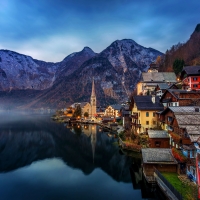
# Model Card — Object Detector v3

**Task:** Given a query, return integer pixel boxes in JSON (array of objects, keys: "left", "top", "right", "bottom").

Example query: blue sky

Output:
[{"left": 0, "top": 0, "right": 199, "bottom": 62}]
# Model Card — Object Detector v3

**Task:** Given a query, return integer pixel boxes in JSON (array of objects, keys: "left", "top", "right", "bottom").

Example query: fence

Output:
[{"left": 154, "top": 168, "right": 183, "bottom": 200}]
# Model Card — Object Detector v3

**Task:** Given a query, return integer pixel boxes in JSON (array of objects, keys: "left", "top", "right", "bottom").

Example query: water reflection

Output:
[
  {"left": 0, "top": 113, "right": 164, "bottom": 199},
  {"left": 0, "top": 114, "right": 132, "bottom": 182}
]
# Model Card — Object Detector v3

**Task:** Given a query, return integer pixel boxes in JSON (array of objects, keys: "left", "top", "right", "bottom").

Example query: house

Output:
[
  {"left": 137, "top": 72, "right": 177, "bottom": 95},
  {"left": 160, "top": 89, "right": 200, "bottom": 108},
  {"left": 141, "top": 148, "right": 178, "bottom": 183},
  {"left": 131, "top": 95, "right": 164, "bottom": 133},
  {"left": 157, "top": 106, "right": 200, "bottom": 147},
  {"left": 155, "top": 83, "right": 178, "bottom": 97},
  {"left": 180, "top": 66, "right": 200, "bottom": 91},
  {"left": 148, "top": 130, "right": 170, "bottom": 148},
  {"left": 104, "top": 104, "right": 122, "bottom": 118},
  {"left": 157, "top": 106, "right": 200, "bottom": 183},
  {"left": 147, "top": 62, "right": 159, "bottom": 72}
]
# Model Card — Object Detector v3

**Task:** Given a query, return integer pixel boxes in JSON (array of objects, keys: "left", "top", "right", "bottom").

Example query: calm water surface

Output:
[{"left": 0, "top": 113, "right": 157, "bottom": 200}]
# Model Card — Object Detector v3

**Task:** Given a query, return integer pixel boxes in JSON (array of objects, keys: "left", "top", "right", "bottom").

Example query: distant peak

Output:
[
  {"left": 82, "top": 46, "right": 94, "bottom": 53},
  {"left": 194, "top": 23, "right": 200, "bottom": 33}
]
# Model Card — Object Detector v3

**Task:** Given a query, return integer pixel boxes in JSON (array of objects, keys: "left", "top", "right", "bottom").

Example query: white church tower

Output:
[{"left": 90, "top": 78, "right": 96, "bottom": 117}]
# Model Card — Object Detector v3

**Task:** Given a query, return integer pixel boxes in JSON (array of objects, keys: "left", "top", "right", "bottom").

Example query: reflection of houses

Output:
[
  {"left": 180, "top": 66, "right": 200, "bottom": 91},
  {"left": 137, "top": 72, "right": 177, "bottom": 95},
  {"left": 131, "top": 96, "right": 163, "bottom": 133},
  {"left": 141, "top": 148, "right": 178, "bottom": 183},
  {"left": 104, "top": 104, "right": 122, "bottom": 118},
  {"left": 160, "top": 89, "right": 200, "bottom": 108},
  {"left": 148, "top": 130, "right": 170, "bottom": 148}
]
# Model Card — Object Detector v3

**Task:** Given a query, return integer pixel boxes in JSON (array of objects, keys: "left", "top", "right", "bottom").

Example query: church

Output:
[{"left": 69, "top": 79, "right": 96, "bottom": 118}]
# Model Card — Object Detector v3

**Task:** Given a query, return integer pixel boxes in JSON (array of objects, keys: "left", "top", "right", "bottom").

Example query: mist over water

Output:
[{"left": 0, "top": 113, "right": 145, "bottom": 200}]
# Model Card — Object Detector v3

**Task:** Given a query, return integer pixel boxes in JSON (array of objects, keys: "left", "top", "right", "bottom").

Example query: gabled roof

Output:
[
  {"left": 141, "top": 72, "right": 177, "bottom": 82},
  {"left": 156, "top": 83, "right": 170, "bottom": 90},
  {"left": 174, "top": 112, "right": 200, "bottom": 142},
  {"left": 160, "top": 89, "right": 200, "bottom": 101},
  {"left": 107, "top": 104, "right": 122, "bottom": 111},
  {"left": 160, "top": 106, "right": 200, "bottom": 115},
  {"left": 148, "top": 130, "right": 169, "bottom": 138},
  {"left": 180, "top": 66, "right": 200, "bottom": 79},
  {"left": 133, "top": 96, "right": 164, "bottom": 111},
  {"left": 141, "top": 148, "right": 177, "bottom": 164}
]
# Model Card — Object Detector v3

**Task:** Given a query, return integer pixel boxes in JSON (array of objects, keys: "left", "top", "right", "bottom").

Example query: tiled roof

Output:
[
  {"left": 141, "top": 72, "right": 177, "bottom": 82},
  {"left": 134, "top": 96, "right": 164, "bottom": 111},
  {"left": 148, "top": 130, "right": 169, "bottom": 138},
  {"left": 169, "top": 106, "right": 200, "bottom": 113},
  {"left": 141, "top": 148, "right": 177, "bottom": 164},
  {"left": 181, "top": 66, "right": 200, "bottom": 76},
  {"left": 109, "top": 104, "right": 122, "bottom": 110},
  {"left": 175, "top": 114, "right": 200, "bottom": 126},
  {"left": 160, "top": 89, "right": 200, "bottom": 101},
  {"left": 175, "top": 113, "right": 200, "bottom": 142},
  {"left": 156, "top": 83, "right": 171, "bottom": 90}
]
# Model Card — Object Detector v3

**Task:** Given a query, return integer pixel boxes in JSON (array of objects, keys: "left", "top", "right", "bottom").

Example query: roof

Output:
[
  {"left": 108, "top": 104, "right": 122, "bottom": 110},
  {"left": 160, "top": 89, "right": 200, "bottom": 101},
  {"left": 71, "top": 102, "right": 89, "bottom": 108},
  {"left": 156, "top": 83, "right": 170, "bottom": 90},
  {"left": 180, "top": 66, "right": 200, "bottom": 79},
  {"left": 174, "top": 113, "right": 200, "bottom": 142},
  {"left": 148, "top": 130, "right": 169, "bottom": 138},
  {"left": 141, "top": 72, "right": 177, "bottom": 82},
  {"left": 141, "top": 148, "right": 177, "bottom": 164},
  {"left": 133, "top": 96, "right": 164, "bottom": 111},
  {"left": 160, "top": 106, "right": 200, "bottom": 115},
  {"left": 169, "top": 106, "right": 200, "bottom": 113}
]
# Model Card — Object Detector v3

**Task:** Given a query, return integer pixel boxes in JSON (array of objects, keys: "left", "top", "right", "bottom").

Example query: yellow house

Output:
[{"left": 131, "top": 95, "right": 164, "bottom": 133}]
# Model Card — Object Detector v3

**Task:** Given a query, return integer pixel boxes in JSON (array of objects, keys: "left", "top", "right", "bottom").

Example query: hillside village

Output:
[{"left": 55, "top": 64, "right": 200, "bottom": 200}]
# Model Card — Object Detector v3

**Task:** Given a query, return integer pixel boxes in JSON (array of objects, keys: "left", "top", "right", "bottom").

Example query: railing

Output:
[{"left": 154, "top": 168, "right": 183, "bottom": 200}]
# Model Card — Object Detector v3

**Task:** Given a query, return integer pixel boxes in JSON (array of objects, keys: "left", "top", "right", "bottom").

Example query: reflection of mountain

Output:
[{"left": 0, "top": 114, "right": 132, "bottom": 182}]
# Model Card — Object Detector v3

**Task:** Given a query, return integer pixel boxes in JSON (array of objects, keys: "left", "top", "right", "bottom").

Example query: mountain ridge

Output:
[{"left": 0, "top": 39, "right": 163, "bottom": 109}]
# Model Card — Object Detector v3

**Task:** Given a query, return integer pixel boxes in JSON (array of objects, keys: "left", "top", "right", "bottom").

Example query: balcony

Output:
[{"left": 131, "top": 113, "right": 138, "bottom": 119}]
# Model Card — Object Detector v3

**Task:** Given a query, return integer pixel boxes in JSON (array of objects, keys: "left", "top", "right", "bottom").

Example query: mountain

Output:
[
  {"left": 159, "top": 23, "right": 200, "bottom": 72},
  {"left": 0, "top": 50, "right": 58, "bottom": 91},
  {"left": 0, "top": 39, "right": 162, "bottom": 109},
  {"left": 23, "top": 39, "right": 162, "bottom": 109}
]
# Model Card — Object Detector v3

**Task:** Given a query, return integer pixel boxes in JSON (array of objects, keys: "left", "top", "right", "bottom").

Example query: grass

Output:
[{"left": 162, "top": 172, "right": 198, "bottom": 200}]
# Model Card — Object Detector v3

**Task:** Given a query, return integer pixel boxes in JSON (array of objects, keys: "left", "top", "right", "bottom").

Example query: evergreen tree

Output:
[
  {"left": 73, "top": 105, "right": 82, "bottom": 117},
  {"left": 173, "top": 59, "right": 185, "bottom": 75}
]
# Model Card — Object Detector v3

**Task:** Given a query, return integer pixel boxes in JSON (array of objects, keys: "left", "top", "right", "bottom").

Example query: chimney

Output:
[{"left": 152, "top": 95, "right": 155, "bottom": 104}]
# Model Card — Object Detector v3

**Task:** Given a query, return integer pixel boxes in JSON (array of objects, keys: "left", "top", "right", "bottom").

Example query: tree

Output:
[
  {"left": 173, "top": 59, "right": 185, "bottom": 75},
  {"left": 84, "top": 112, "right": 89, "bottom": 118},
  {"left": 73, "top": 105, "right": 82, "bottom": 118}
]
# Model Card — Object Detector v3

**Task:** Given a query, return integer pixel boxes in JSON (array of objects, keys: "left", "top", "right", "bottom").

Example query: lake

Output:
[{"left": 0, "top": 113, "right": 161, "bottom": 200}]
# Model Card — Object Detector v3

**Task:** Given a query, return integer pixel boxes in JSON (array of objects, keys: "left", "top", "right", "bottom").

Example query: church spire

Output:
[
  {"left": 91, "top": 78, "right": 96, "bottom": 97},
  {"left": 90, "top": 78, "right": 96, "bottom": 117}
]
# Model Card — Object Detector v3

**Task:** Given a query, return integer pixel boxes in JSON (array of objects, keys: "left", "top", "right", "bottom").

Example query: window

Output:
[
  {"left": 153, "top": 121, "right": 156, "bottom": 125},
  {"left": 146, "top": 112, "right": 149, "bottom": 117},
  {"left": 155, "top": 141, "right": 161, "bottom": 147},
  {"left": 138, "top": 112, "right": 140, "bottom": 117},
  {"left": 153, "top": 112, "right": 156, "bottom": 117},
  {"left": 193, "top": 77, "right": 197, "bottom": 81},
  {"left": 168, "top": 116, "right": 173, "bottom": 122},
  {"left": 146, "top": 121, "right": 149, "bottom": 125},
  {"left": 193, "top": 84, "right": 198, "bottom": 88}
]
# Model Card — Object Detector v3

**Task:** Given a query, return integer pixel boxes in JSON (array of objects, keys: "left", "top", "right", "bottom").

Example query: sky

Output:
[{"left": 0, "top": 0, "right": 199, "bottom": 62}]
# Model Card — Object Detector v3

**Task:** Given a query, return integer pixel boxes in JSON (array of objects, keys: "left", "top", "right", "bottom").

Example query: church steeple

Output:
[{"left": 90, "top": 78, "right": 96, "bottom": 117}]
